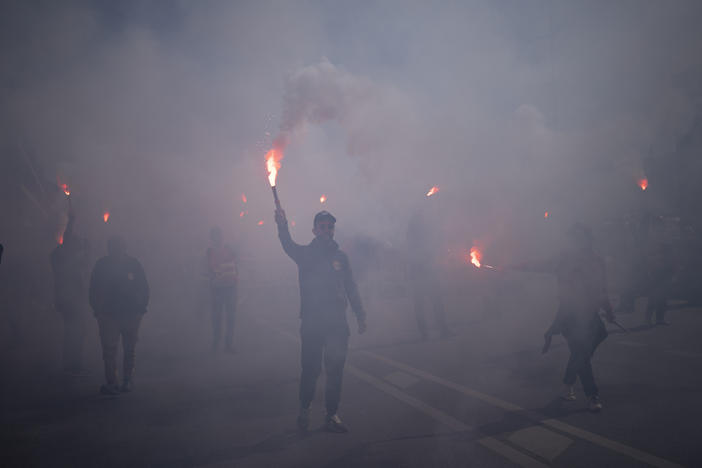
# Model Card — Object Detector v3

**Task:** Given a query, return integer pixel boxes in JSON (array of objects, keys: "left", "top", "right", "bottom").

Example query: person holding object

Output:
[
  {"left": 89, "top": 236, "right": 149, "bottom": 395},
  {"left": 513, "top": 223, "right": 614, "bottom": 412},
  {"left": 274, "top": 208, "right": 367, "bottom": 433}
]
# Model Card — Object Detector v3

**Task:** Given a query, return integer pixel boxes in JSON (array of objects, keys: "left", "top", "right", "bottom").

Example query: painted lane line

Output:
[
  {"left": 479, "top": 437, "right": 551, "bottom": 468},
  {"left": 360, "top": 350, "right": 684, "bottom": 468}
]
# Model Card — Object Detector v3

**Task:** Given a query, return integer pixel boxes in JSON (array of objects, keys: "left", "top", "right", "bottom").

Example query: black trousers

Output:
[
  {"left": 211, "top": 286, "right": 236, "bottom": 349},
  {"left": 299, "top": 330, "right": 348, "bottom": 415}
]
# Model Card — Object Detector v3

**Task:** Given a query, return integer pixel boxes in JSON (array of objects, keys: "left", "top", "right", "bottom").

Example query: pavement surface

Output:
[{"left": 2, "top": 279, "right": 701, "bottom": 467}]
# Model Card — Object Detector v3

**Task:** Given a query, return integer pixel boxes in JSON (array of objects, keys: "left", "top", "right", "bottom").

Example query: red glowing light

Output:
[
  {"left": 426, "top": 186, "right": 440, "bottom": 197},
  {"left": 638, "top": 178, "right": 648, "bottom": 191},
  {"left": 265, "top": 148, "right": 283, "bottom": 187},
  {"left": 241, "top": 193, "right": 247, "bottom": 203},
  {"left": 544, "top": 211, "right": 549, "bottom": 219},
  {"left": 257, "top": 220, "right": 264, "bottom": 226},
  {"left": 320, "top": 194, "right": 327, "bottom": 203},
  {"left": 103, "top": 211, "right": 110, "bottom": 223}
]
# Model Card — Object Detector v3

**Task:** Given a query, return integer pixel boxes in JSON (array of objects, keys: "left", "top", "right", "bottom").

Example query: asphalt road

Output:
[{"left": 2, "top": 282, "right": 701, "bottom": 467}]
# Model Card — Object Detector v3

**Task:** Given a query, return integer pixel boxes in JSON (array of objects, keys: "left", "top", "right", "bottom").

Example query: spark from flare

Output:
[
  {"left": 239, "top": 211, "right": 247, "bottom": 218},
  {"left": 60, "top": 183, "right": 70, "bottom": 196},
  {"left": 426, "top": 186, "right": 440, "bottom": 197},
  {"left": 638, "top": 178, "right": 648, "bottom": 191},
  {"left": 103, "top": 211, "right": 110, "bottom": 223},
  {"left": 257, "top": 220, "right": 264, "bottom": 226},
  {"left": 57, "top": 234, "right": 64, "bottom": 245},
  {"left": 320, "top": 194, "right": 327, "bottom": 203},
  {"left": 241, "top": 193, "right": 247, "bottom": 203},
  {"left": 544, "top": 211, "right": 549, "bottom": 219}
]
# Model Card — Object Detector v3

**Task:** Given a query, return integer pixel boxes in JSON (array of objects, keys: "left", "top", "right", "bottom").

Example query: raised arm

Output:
[{"left": 275, "top": 208, "right": 304, "bottom": 263}]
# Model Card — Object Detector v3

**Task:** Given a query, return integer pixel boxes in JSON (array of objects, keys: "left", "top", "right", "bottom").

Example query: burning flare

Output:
[
  {"left": 257, "top": 220, "right": 264, "bottom": 226},
  {"left": 60, "top": 183, "right": 70, "bottom": 196},
  {"left": 544, "top": 211, "right": 549, "bottom": 219},
  {"left": 320, "top": 194, "right": 327, "bottom": 203},
  {"left": 638, "top": 178, "right": 648, "bottom": 191},
  {"left": 265, "top": 148, "right": 283, "bottom": 187},
  {"left": 103, "top": 211, "right": 110, "bottom": 223},
  {"left": 469, "top": 247, "right": 482, "bottom": 268},
  {"left": 426, "top": 186, "right": 440, "bottom": 197},
  {"left": 241, "top": 193, "right": 247, "bottom": 203}
]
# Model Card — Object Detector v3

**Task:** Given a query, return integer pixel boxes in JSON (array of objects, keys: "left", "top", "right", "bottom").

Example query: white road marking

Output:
[
  {"left": 360, "top": 349, "right": 684, "bottom": 468},
  {"left": 508, "top": 426, "right": 572, "bottom": 461},
  {"left": 479, "top": 437, "right": 551, "bottom": 468},
  {"left": 383, "top": 371, "right": 420, "bottom": 389}
]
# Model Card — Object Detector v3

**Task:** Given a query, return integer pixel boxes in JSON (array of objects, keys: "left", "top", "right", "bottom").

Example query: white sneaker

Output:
[{"left": 560, "top": 386, "right": 576, "bottom": 401}]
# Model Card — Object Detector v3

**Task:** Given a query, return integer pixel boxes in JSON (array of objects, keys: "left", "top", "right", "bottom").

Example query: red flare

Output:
[
  {"left": 265, "top": 148, "right": 283, "bottom": 187},
  {"left": 103, "top": 211, "right": 110, "bottom": 223},
  {"left": 426, "top": 186, "right": 439, "bottom": 197},
  {"left": 544, "top": 211, "right": 549, "bottom": 219},
  {"left": 469, "top": 246, "right": 482, "bottom": 268},
  {"left": 257, "top": 220, "right": 264, "bottom": 226},
  {"left": 320, "top": 194, "right": 327, "bottom": 203},
  {"left": 241, "top": 193, "right": 247, "bottom": 203},
  {"left": 638, "top": 178, "right": 648, "bottom": 191}
]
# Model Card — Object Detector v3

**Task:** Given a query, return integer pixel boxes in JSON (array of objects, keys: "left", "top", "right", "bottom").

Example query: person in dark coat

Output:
[
  {"left": 89, "top": 236, "right": 149, "bottom": 395},
  {"left": 50, "top": 210, "right": 91, "bottom": 375},
  {"left": 275, "top": 209, "right": 366, "bottom": 433},
  {"left": 515, "top": 223, "right": 615, "bottom": 412}
]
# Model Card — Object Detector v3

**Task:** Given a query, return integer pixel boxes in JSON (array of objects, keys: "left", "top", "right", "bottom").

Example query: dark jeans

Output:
[
  {"left": 97, "top": 314, "right": 143, "bottom": 385},
  {"left": 299, "top": 331, "right": 348, "bottom": 415},
  {"left": 412, "top": 284, "right": 447, "bottom": 337},
  {"left": 57, "top": 302, "right": 86, "bottom": 371},
  {"left": 211, "top": 286, "right": 236, "bottom": 349},
  {"left": 563, "top": 337, "right": 601, "bottom": 397}
]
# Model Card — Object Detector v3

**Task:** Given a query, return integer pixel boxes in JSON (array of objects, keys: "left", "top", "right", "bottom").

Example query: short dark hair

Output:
[{"left": 313, "top": 211, "right": 336, "bottom": 227}]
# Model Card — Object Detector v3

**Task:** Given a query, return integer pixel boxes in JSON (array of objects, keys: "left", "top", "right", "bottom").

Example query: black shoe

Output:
[
  {"left": 297, "top": 407, "right": 310, "bottom": 431},
  {"left": 325, "top": 414, "right": 348, "bottom": 433},
  {"left": 100, "top": 384, "right": 120, "bottom": 395}
]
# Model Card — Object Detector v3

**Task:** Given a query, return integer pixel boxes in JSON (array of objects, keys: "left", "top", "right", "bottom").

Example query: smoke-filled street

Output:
[{"left": 2, "top": 1, "right": 702, "bottom": 467}]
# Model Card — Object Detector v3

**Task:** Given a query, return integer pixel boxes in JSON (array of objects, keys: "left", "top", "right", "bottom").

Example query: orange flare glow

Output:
[
  {"left": 469, "top": 246, "right": 482, "bottom": 268},
  {"left": 60, "top": 183, "right": 70, "bottom": 196},
  {"left": 426, "top": 186, "right": 440, "bottom": 197},
  {"left": 57, "top": 233, "right": 64, "bottom": 245},
  {"left": 544, "top": 211, "right": 549, "bottom": 219},
  {"left": 239, "top": 211, "right": 246, "bottom": 218},
  {"left": 241, "top": 193, "right": 247, "bottom": 203},
  {"left": 265, "top": 148, "right": 282, "bottom": 187},
  {"left": 320, "top": 194, "right": 327, "bottom": 203},
  {"left": 638, "top": 178, "right": 648, "bottom": 191},
  {"left": 257, "top": 220, "right": 264, "bottom": 226},
  {"left": 103, "top": 211, "right": 110, "bottom": 223}
]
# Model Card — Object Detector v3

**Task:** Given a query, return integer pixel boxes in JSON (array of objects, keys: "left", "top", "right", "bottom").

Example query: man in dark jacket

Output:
[
  {"left": 515, "top": 223, "right": 614, "bottom": 412},
  {"left": 275, "top": 209, "right": 366, "bottom": 433},
  {"left": 50, "top": 210, "right": 91, "bottom": 375},
  {"left": 89, "top": 236, "right": 149, "bottom": 395}
]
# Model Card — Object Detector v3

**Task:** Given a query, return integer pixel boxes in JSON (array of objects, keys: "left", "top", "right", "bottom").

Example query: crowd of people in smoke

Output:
[{"left": 1, "top": 180, "right": 695, "bottom": 432}]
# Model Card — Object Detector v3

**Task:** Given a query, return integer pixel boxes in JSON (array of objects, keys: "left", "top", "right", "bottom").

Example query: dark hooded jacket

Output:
[
  {"left": 277, "top": 222, "right": 365, "bottom": 335},
  {"left": 89, "top": 254, "right": 149, "bottom": 316}
]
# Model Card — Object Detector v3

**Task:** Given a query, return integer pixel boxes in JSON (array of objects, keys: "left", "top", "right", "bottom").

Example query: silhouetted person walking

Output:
[
  {"left": 206, "top": 227, "right": 238, "bottom": 352},
  {"left": 89, "top": 236, "right": 149, "bottom": 395},
  {"left": 275, "top": 209, "right": 366, "bottom": 433},
  {"left": 50, "top": 210, "right": 91, "bottom": 376},
  {"left": 515, "top": 223, "right": 614, "bottom": 412}
]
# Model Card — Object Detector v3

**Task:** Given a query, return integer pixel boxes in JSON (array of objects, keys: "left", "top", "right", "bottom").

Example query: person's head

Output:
[
  {"left": 566, "top": 222, "right": 593, "bottom": 251},
  {"left": 107, "top": 236, "right": 126, "bottom": 257},
  {"left": 313, "top": 211, "right": 336, "bottom": 241},
  {"left": 210, "top": 226, "right": 222, "bottom": 246}
]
